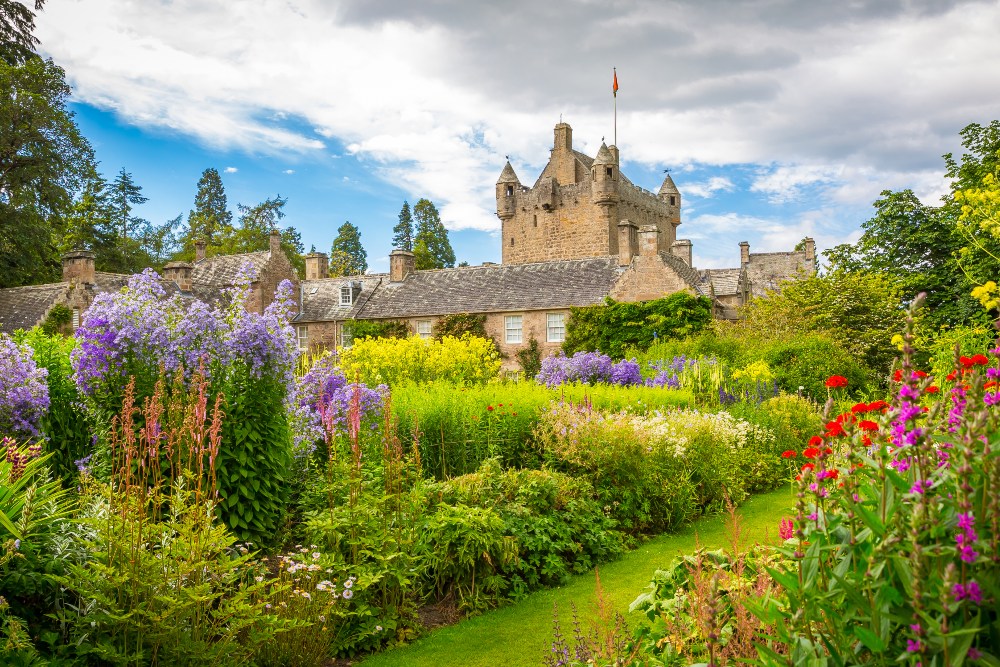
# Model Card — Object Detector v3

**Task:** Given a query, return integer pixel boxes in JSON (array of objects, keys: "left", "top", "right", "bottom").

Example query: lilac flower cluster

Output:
[
  {"left": 288, "top": 354, "right": 387, "bottom": 456},
  {"left": 71, "top": 267, "right": 298, "bottom": 399},
  {"left": 536, "top": 351, "right": 675, "bottom": 388},
  {"left": 0, "top": 334, "right": 50, "bottom": 439},
  {"left": 955, "top": 511, "right": 978, "bottom": 564}
]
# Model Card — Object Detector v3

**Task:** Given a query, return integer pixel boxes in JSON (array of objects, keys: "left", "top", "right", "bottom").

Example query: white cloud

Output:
[
  {"left": 682, "top": 176, "right": 734, "bottom": 199},
  {"left": 224, "top": 166, "right": 238, "bottom": 173},
  {"left": 283, "top": 169, "right": 295, "bottom": 175},
  {"left": 34, "top": 0, "right": 1000, "bottom": 237}
]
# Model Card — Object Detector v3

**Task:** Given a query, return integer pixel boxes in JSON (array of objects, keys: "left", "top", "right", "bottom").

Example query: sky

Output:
[{"left": 35, "top": 0, "right": 1000, "bottom": 271}]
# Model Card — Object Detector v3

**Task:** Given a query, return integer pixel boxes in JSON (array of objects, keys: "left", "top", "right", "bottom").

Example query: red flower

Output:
[
  {"left": 960, "top": 356, "right": 974, "bottom": 369},
  {"left": 946, "top": 371, "right": 957, "bottom": 382},
  {"left": 862, "top": 435, "right": 872, "bottom": 447},
  {"left": 913, "top": 370, "right": 928, "bottom": 378},
  {"left": 893, "top": 369, "right": 904, "bottom": 382},
  {"left": 825, "top": 421, "right": 846, "bottom": 437},
  {"left": 781, "top": 450, "right": 797, "bottom": 458},
  {"left": 851, "top": 402, "right": 870, "bottom": 414},
  {"left": 835, "top": 412, "right": 856, "bottom": 425},
  {"left": 808, "top": 435, "right": 824, "bottom": 447},
  {"left": 802, "top": 447, "right": 820, "bottom": 459},
  {"left": 971, "top": 353, "right": 989, "bottom": 366},
  {"left": 924, "top": 385, "right": 939, "bottom": 394},
  {"left": 487, "top": 405, "right": 494, "bottom": 412},
  {"left": 867, "top": 400, "right": 889, "bottom": 412},
  {"left": 825, "top": 375, "right": 848, "bottom": 388},
  {"left": 800, "top": 462, "right": 816, "bottom": 472},
  {"left": 859, "top": 420, "right": 878, "bottom": 432}
]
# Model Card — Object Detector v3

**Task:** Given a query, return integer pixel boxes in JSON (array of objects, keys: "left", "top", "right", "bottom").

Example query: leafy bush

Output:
[
  {"left": 563, "top": 293, "right": 713, "bottom": 359},
  {"left": 338, "top": 334, "right": 502, "bottom": 386},
  {"left": 346, "top": 319, "right": 410, "bottom": 341},
  {"left": 515, "top": 336, "right": 543, "bottom": 378},
  {"left": 763, "top": 334, "right": 871, "bottom": 399},
  {"left": 40, "top": 303, "right": 72, "bottom": 335},
  {"left": 536, "top": 403, "right": 776, "bottom": 533},
  {"left": 432, "top": 312, "right": 488, "bottom": 340}
]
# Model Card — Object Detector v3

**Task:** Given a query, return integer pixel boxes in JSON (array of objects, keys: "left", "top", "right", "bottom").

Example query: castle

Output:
[{"left": 0, "top": 121, "right": 815, "bottom": 370}]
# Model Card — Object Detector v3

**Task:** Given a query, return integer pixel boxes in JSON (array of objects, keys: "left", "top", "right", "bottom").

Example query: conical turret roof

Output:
[
  {"left": 658, "top": 172, "right": 679, "bottom": 196},
  {"left": 497, "top": 160, "right": 520, "bottom": 184},
  {"left": 592, "top": 142, "right": 615, "bottom": 166}
]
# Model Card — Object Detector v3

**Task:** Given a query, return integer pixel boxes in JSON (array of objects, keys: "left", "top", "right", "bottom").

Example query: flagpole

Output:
[{"left": 613, "top": 67, "right": 617, "bottom": 146}]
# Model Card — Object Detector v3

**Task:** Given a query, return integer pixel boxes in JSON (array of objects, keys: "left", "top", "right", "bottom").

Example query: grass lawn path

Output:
[{"left": 360, "top": 485, "right": 794, "bottom": 667}]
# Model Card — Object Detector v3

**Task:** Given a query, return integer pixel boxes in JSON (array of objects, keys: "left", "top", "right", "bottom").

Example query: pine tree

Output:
[
  {"left": 187, "top": 167, "right": 232, "bottom": 250},
  {"left": 413, "top": 198, "right": 455, "bottom": 270},
  {"left": 392, "top": 200, "right": 414, "bottom": 251},
  {"left": 329, "top": 221, "right": 368, "bottom": 276},
  {"left": 107, "top": 168, "right": 150, "bottom": 272}
]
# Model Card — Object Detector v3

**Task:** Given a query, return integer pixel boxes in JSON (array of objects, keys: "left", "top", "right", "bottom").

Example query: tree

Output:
[
  {"left": 1, "top": 0, "right": 45, "bottom": 65},
  {"left": 329, "top": 221, "right": 367, "bottom": 276},
  {"left": 412, "top": 198, "right": 455, "bottom": 269},
  {"left": 61, "top": 166, "right": 116, "bottom": 258},
  {"left": 392, "top": 200, "right": 414, "bottom": 251},
  {"left": 216, "top": 195, "right": 305, "bottom": 276},
  {"left": 0, "top": 56, "right": 94, "bottom": 287},
  {"left": 185, "top": 167, "right": 232, "bottom": 253},
  {"left": 105, "top": 168, "right": 151, "bottom": 272}
]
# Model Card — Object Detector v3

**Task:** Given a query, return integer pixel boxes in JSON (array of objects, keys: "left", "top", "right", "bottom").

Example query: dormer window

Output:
[{"left": 340, "top": 285, "right": 353, "bottom": 306}]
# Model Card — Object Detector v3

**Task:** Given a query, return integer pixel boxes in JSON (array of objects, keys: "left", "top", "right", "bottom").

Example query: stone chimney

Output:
[
  {"left": 617, "top": 220, "right": 638, "bottom": 266},
  {"left": 552, "top": 122, "right": 576, "bottom": 185},
  {"left": 739, "top": 241, "right": 750, "bottom": 266},
  {"left": 670, "top": 239, "right": 693, "bottom": 266},
  {"left": 609, "top": 145, "right": 620, "bottom": 165},
  {"left": 269, "top": 228, "right": 282, "bottom": 255},
  {"left": 62, "top": 250, "right": 95, "bottom": 285},
  {"left": 163, "top": 261, "right": 193, "bottom": 291},
  {"left": 638, "top": 225, "right": 660, "bottom": 257},
  {"left": 803, "top": 237, "right": 816, "bottom": 265},
  {"left": 195, "top": 240, "right": 206, "bottom": 262},
  {"left": 389, "top": 249, "right": 415, "bottom": 283},
  {"left": 304, "top": 252, "right": 329, "bottom": 280}
]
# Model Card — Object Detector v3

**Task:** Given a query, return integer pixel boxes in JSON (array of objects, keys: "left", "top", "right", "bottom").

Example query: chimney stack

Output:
[
  {"left": 739, "top": 241, "right": 750, "bottom": 266},
  {"left": 638, "top": 225, "right": 660, "bottom": 257},
  {"left": 304, "top": 252, "right": 329, "bottom": 280},
  {"left": 195, "top": 240, "right": 206, "bottom": 262},
  {"left": 163, "top": 261, "right": 193, "bottom": 291},
  {"left": 62, "top": 250, "right": 96, "bottom": 285},
  {"left": 617, "top": 220, "right": 638, "bottom": 266},
  {"left": 269, "top": 228, "right": 282, "bottom": 255},
  {"left": 803, "top": 237, "right": 816, "bottom": 267},
  {"left": 670, "top": 239, "right": 692, "bottom": 266},
  {"left": 389, "top": 249, "right": 415, "bottom": 283}
]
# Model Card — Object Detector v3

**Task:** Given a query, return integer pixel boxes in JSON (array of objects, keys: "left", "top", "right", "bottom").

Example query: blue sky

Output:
[{"left": 40, "top": 0, "right": 1000, "bottom": 271}]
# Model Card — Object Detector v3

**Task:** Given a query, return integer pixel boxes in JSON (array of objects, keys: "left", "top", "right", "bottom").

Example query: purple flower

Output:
[{"left": 0, "top": 335, "right": 50, "bottom": 440}]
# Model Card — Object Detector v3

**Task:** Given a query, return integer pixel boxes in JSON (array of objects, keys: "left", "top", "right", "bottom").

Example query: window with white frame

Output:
[
  {"left": 505, "top": 315, "right": 523, "bottom": 344},
  {"left": 72, "top": 308, "right": 80, "bottom": 330},
  {"left": 416, "top": 320, "right": 432, "bottom": 339},
  {"left": 546, "top": 313, "right": 565, "bottom": 343},
  {"left": 340, "top": 325, "right": 353, "bottom": 349},
  {"left": 297, "top": 325, "right": 309, "bottom": 351},
  {"left": 340, "top": 285, "right": 353, "bottom": 306}
]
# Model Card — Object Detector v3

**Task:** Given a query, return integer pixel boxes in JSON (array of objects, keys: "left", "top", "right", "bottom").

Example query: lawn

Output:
[{"left": 360, "top": 484, "right": 795, "bottom": 667}]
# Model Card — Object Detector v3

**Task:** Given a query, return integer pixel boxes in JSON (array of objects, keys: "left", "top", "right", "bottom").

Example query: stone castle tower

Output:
[{"left": 496, "top": 122, "right": 690, "bottom": 265}]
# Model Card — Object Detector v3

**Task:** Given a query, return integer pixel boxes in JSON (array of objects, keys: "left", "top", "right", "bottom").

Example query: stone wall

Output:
[{"left": 609, "top": 254, "right": 694, "bottom": 302}]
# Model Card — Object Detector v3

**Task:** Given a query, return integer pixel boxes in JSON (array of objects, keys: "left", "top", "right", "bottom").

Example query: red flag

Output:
[{"left": 613, "top": 69, "right": 618, "bottom": 96}]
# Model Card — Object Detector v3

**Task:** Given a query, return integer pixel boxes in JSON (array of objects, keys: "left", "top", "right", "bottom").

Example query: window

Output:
[
  {"left": 670, "top": 195, "right": 676, "bottom": 206},
  {"left": 416, "top": 320, "right": 432, "bottom": 339},
  {"left": 546, "top": 313, "right": 565, "bottom": 343},
  {"left": 72, "top": 308, "right": 80, "bottom": 330},
  {"left": 505, "top": 315, "right": 523, "bottom": 344},
  {"left": 510, "top": 237, "right": 515, "bottom": 246},
  {"left": 506, "top": 185, "right": 513, "bottom": 196},
  {"left": 606, "top": 167, "right": 613, "bottom": 177},
  {"left": 533, "top": 214, "right": 537, "bottom": 227},
  {"left": 340, "top": 285, "right": 353, "bottom": 306},
  {"left": 340, "top": 325, "right": 353, "bottom": 349},
  {"left": 297, "top": 325, "right": 309, "bottom": 351}
]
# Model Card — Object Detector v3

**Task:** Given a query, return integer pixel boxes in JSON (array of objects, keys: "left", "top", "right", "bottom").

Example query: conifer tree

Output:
[
  {"left": 413, "top": 198, "right": 455, "bottom": 269},
  {"left": 187, "top": 167, "right": 232, "bottom": 249},
  {"left": 329, "top": 221, "right": 368, "bottom": 276},
  {"left": 392, "top": 200, "right": 414, "bottom": 251}
]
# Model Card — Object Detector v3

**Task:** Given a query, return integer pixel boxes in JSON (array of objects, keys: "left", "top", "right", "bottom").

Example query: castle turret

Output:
[
  {"left": 496, "top": 161, "right": 520, "bottom": 222},
  {"left": 590, "top": 143, "right": 619, "bottom": 205},
  {"left": 658, "top": 172, "right": 681, "bottom": 226}
]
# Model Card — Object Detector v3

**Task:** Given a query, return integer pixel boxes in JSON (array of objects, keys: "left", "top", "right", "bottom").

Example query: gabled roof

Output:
[
  {"left": 192, "top": 251, "right": 271, "bottom": 287},
  {"left": 702, "top": 268, "right": 744, "bottom": 297},
  {"left": 357, "top": 258, "right": 625, "bottom": 319},
  {"left": 0, "top": 283, "right": 69, "bottom": 334},
  {"left": 658, "top": 253, "right": 712, "bottom": 297},
  {"left": 658, "top": 172, "right": 679, "bottom": 196},
  {"left": 295, "top": 275, "right": 385, "bottom": 323}
]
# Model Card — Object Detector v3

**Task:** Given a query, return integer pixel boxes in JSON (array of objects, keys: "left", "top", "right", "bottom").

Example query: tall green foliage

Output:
[
  {"left": 392, "top": 200, "right": 414, "bottom": 251},
  {"left": 215, "top": 196, "right": 305, "bottom": 276},
  {"left": 330, "top": 221, "right": 368, "bottom": 276},
  {"left": 413, "top": 199, "right": 455, "bottom": 269},
  {"left": 0, "top": 0, "right": 46, "bottom": 65},
  {"left": 562, "top": 293, "right": 713, "bottom": 359},
  {"left": 185, "top": 167, "right": 233, "bottom": 254}
]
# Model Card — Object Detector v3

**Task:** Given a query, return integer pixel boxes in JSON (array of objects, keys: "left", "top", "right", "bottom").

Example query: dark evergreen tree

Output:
[
  {"left": 329, "top": 221, "right": 368, "bottom": 276},
  {"left": 413, "top": 198, "right": 455, "bottom": 269},
  {"left": 392, "top": 200, "right": 414, "bottom": 251},
  {"left": 187, "top": 167, "right": 232, "bottom": 250},
  {"left": 1, "top": 0, "right": 45, "bottom": 65}
]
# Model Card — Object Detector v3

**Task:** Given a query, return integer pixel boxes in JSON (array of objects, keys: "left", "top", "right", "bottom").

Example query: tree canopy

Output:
[
  {"left": 184, "top": 167, "right": 232, "bottom": 255},
  {"left": 392, "top": 200, "right": 414, "bottom": 251},
  {"left": 0, "top": 0, "right": 45, "bottom": 65},
  {"left": 412, "top": 198, "right": 455, "bottom": 269},
  {"left": 329, "top": 221, "right": 368, "bottom": 276}
]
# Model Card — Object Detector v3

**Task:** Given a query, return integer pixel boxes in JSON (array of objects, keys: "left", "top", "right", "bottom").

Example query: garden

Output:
[{"left": 2, "top": 264, "right": 998, "bottom": 666}]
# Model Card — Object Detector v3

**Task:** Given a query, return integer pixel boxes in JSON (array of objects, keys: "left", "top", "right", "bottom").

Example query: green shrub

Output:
[
  {"left": 515, "top": 336, "right": 543, "bottom": 378},
  {"left": 432, "top": 312, "right": 488, "bottom": 340},
  {"left": 40, "top": 304, "right": 72, "bottom": 336},
  {"left": 346, "top": 319, "right": 410, "bottom": 341},
  {"left": 763, "top": 334, "right": 871, "bottom": 399},
  {"left": 563, "top": 293, "right": 713, "bottom": 359}
]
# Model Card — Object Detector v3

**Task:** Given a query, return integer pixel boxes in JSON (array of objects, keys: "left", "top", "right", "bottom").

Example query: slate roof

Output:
[
  {"left": 703, "top": 268, "right": 744, "bottom": 297},
  {"left": 192, "top": 251, "right": 270, "bottom": 287},
  {"left": 0, "top": 283, "right": 69, "bottom": 334},
  {"left": 659, "top": 253, "right": 712, "bottom": 297},
  {"left": 356, "top": 258, "right": 625, "bottom": 319},
  {"left": 295, "top": 275, "right": 385, "bottom": 323}
]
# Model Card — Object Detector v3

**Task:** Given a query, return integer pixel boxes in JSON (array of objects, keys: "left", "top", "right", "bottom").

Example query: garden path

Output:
[{"left": 359, "top": 485, "right": 794, "bottom": 667}]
